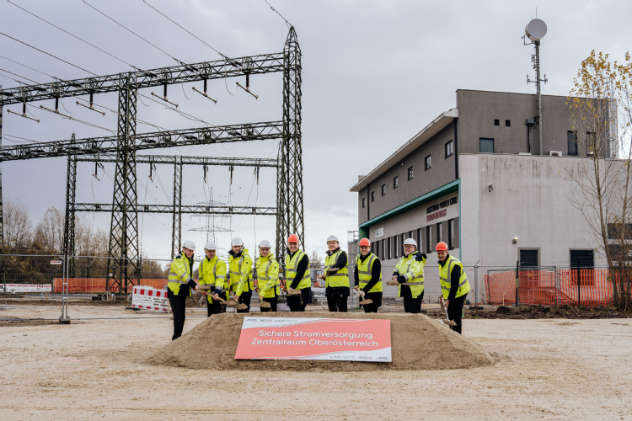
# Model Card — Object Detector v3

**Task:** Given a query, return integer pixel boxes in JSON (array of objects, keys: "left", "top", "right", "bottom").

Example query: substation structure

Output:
[
  {"left": 65, "top": 153, "right": 278, "bottom": 290},
  {"left": 0, "top": 27, "right": 304, "bottom": 293}
]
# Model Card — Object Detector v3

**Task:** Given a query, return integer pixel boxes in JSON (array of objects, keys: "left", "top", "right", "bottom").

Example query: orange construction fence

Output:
[
  {"left": 484, "top": 268, "right": 626, "bottom": 306},
  {"left": 53, "top": 278, "right": 167, "bottom": 293}
]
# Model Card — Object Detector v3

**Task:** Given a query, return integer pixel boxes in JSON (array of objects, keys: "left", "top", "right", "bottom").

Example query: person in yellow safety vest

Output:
[
  {"left": 317, "top": 234, "right": 349, "bottom": 312},
  {"left": 198, "top": 241, "right": 227, "bottom": 317},
  {"left": 254, "top": 239, "right": 280, "bottom": 312},
  {"left": 228, "top": 237, "right": 253, "bottom": 313},
  {"left": 389, "top": 237, "right": 426, "bottom": 313},
  {"left": 167, "top": 240, "right": 197, "bottom": 340},
  {"left": 284, "top": 233, "right": 311, "bottom": 312},
  {"left": 436, "top": 241, "right": 470, "bottom": 334},
  {"left": 354, "top": 238, "right": 383, "bottom": 313}
]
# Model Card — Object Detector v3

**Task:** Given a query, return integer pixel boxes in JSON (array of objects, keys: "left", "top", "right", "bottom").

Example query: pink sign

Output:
[{"left": 234, "top": 317, "right": 391, "bottom": 362}]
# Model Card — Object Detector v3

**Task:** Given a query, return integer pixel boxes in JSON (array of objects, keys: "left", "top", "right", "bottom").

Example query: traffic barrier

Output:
[
  {"left": 131, "top": 286, "right": 170, "bottom": 312},
  {"left": 484, "top": 268, "right": 627, "bottom": 306},
  {"left": 1, "top": 283, "right": 52, "bottom": 293}
]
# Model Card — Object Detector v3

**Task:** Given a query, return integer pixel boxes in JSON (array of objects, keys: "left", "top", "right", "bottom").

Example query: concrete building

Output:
[{"left": 350, "top": 89, "right": 616, "bottom": 302}]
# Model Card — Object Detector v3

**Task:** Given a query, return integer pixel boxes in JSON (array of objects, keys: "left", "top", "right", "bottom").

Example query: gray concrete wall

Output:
[
  {"left": 459, "top": 153, "right": 615, "bottom": 269},
  {"left": 358, "top": 121, "right": 457, "bottom": 224},
  {"left": 456, "top": 89, "right": 609, "bottom": 157}
]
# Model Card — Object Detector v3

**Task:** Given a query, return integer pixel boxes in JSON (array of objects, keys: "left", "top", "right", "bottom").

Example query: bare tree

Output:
[
  {"left": 569, "top": 50, "right": 632, "bottom": 311},
  {"left": 3, "top": 202, "right": 32, "bottom": 249},
  {"left": 33, "top": 207, "right": 65, "bottom": 252}
]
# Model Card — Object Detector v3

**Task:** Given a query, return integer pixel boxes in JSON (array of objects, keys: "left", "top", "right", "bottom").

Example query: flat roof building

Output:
[{"left": 350, "top": 89, "right": 616, "bottom": 302}]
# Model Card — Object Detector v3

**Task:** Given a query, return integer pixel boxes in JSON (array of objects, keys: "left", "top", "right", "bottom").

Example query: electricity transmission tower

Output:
[{"left": 0, "top": 27, "right": 304, "bottom": 293}]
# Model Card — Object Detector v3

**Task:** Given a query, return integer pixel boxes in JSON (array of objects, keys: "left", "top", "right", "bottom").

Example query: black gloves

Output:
[
  {"left": 187, "top": 279, "right": 197, "bottom": 289},
  {"left": 397, "top": 275, "right": 406, "bottom": 284}
]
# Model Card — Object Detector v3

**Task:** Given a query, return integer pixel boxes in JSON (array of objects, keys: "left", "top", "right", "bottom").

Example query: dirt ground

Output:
[{"left": 1, "top": 304, "right": 631, "bottom": 420}]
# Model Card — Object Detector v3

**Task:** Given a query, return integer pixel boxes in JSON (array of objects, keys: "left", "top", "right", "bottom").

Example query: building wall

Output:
[
  {"left": 459, "top": 153, "right": 609, "bottom": 268},
  {"left": 366, "top": 192, "right": 460, "bottom": 300},
  {"left": 358, "top": 121, "right": 457, "bottom": 224},
  {"left": 456, "top": 89, "right": 609, "bottom": 157}
]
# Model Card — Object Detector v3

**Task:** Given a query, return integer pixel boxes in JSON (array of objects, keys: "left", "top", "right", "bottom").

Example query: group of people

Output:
[{"left": 165, "top": 233, "right": 470, "bottom": 340}]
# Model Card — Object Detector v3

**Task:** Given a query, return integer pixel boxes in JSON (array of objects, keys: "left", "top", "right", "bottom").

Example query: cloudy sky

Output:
[{"left": 1, "top": 0, "right": 631, "bottom": 261}]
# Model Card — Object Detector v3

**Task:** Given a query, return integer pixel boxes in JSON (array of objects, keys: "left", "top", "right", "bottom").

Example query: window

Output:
[
  {"left": 407, "top": 166, "right": 414, "bottom": 180},
  {"left": 386, "top": 237, "right": 391, "bottom": 260},
  {"left": 424, "top": 154, "right": 432, "bottom": 170},
  {"left": 439, "top": 200, "right": 449, "bottom": 208},
  {"left": 494, "top": 119, "right": 500, "bottom": 126},
  {"left": 448, "top": 218, "right": 459, "bottom": 249},
  {"left": 449, "top": 197, "right": 458, "bottom": 205},
  {"left": 416, "top": 228, "right": 423, "bottom": 252},
  {"left": 393, "top": 176, "right": 399, "bottom": 189},
  {"left": 427, "top": 204, "right": 440, "bottom": 213},
  {"left": 505, "top": 119, "right": 511, "bottom": 127},
  {"left": 380, "top": 184, "right": 386, "bottom": 196},
  {"left": 567, "top": 130, "right": 578, "bottom": 156},
  {"left": 586, "top": 131, "right": 596, "bottom": 155},
  {"left": 425, "top": 225, "right": 433, "bottom": 252},
  {"left": 435, "top": 223, "right": 442, "bottom": 244},
  {"left": 445, "top": 140, "right": 454, "bottom": 158},
  {"left": 361, "top": 197, "right": 365, "bottom": 208},
  {"left": 479, "top": 137, "right": 494, "bottom": 153},
  {"left": 370, "top": 191, "right": 375, "bottom": 202}
]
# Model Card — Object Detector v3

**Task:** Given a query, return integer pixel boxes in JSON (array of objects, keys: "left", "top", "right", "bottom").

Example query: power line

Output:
[
  {"left": 0, "top": 55, "right": 62, "bottom": 81},
  {"left": 140, "top": 0, "right": 230, "bottom": 60},
  {"left": 0, "top": 31, "right": 98, "bottom": 76},
  {"left": 27, "top": 103, "right": 115, "bottom": 134},
  {"left": 75, "top": 98, "right": 167, "bottom": 131},
  {"left": 0, "top": 72, "right": 30, "bottom": 86},
  {"left": 6, "top": 0, "right": 141, "bottom": 71},
  {"left": 264, "top": 0, "right": 293, "bottom": 29},
  {"left": 0, "top": 67, "right": 40, "bottom": 84},
  {"left": 139, "top": 93, "right": 213, "bottom": 126},
  {"left": 82, "top": 0, "right": 184, "bottom": 65}
]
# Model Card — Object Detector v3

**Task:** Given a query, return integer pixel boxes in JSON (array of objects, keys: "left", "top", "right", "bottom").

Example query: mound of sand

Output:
[{"left": 147, "top": 312, "right": 494, "bottom": 371}]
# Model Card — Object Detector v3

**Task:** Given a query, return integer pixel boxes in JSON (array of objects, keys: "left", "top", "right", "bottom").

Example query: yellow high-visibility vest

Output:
[
  {"left": 324, "top": 249, "right": 349, "bottom": 288},
  {"left": 167, "top": 254, "right": 193, "bottom": 296},
  {"left": 284, "top": 250, "right": 311, "bottom": 290},
  {"left": 228, "top": 249, "right": 253, "bottom": 296},
  {"left": 356, "top": 252, "right": 382, "bottom": 293},
  {"left": 394, "top": 253, "right": 425, "bottom": 298},
  {"left": 255, "top": 254, "right": 280, "bottom": 299},
  {"left": 439, "top": 255, "right": 470, "bottom": 300},
  {"left": 198, "top": 256, "right": 227, "bottom": 303}
]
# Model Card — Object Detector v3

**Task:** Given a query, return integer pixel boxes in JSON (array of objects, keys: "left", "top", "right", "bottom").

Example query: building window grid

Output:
[
  {"left": 380, "top": 184, "right": 386, "bottom": 196},
  {"left": 407, "top": 166, "right": 414, "bottom": 180},
  {"left": 568, "top": 130, "right": 578, "bottom": 156},
  {"left": 424, "top": 154, "right": 432, "bottom": 170},
  {"left": 361, "top": 197, "right": 365, "bottom": 208},
  {"left": 370, "top": 191, "right": 375, "bottom": 202},
  {"left": 479, "top": 137, "right": 495, "bottom": 153},
  {"left": 393, "top": 176, "right": 399, "bottom": 189}
]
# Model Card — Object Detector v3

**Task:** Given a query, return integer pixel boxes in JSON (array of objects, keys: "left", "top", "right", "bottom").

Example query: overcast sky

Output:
[{"left": 1, "top": 0, "right": 631, "bottom": 261}]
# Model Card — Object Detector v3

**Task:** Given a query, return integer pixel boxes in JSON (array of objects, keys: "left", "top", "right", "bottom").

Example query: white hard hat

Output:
[
  {"left": 403, "top": 238, "right": 417, "bottom": 247},
  {"left": 182, "top": 240, "right": 196, "bottom": 251},
  {"left": 326, "top": 235, "right": 339, "bottom": 243},
  {"left": 258, "top": 239, "right": 272, "bottom": 249},
  {"left": 231, "top": 237, "right": 243, "bottom": 247},
  {"left": 204, "top": 241, "right": 217, "bottom": 251}
]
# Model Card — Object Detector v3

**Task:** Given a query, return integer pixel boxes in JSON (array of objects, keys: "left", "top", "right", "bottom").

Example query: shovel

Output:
[
  {"left": 440, "top": 297, "right": 456, "bottom": 327},
  {"left": 260, "top": 300, "right": 272, "bottom": 309}
]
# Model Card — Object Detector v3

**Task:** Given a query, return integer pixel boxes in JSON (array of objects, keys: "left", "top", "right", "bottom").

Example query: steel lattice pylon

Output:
[
  {"left": 276, "top": 27, "right": 304, "bottom": 263},
  {"left": 106, "top": 76, "right": 140, "bottom": 294}
]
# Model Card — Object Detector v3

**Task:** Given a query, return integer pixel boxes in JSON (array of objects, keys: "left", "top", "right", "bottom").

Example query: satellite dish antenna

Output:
[{"left": 525, "top": 18, "right": 547, "bottom": 42}]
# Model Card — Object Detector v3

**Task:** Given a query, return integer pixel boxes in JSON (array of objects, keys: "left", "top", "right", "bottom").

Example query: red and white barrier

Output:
[
  {"left": 2, "top": 283, "right": 52, "bottom": 293},
  {"left": 131, "top": 286, "right": 170, "bottom": 312}
]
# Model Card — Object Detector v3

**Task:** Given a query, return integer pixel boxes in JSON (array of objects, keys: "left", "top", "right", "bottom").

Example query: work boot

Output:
[
  {"left": 260, "top": 300, "right": 272, "bottom": 309},
  {"left": 359, "top": 298, "right": 373, "bottom": 306}
]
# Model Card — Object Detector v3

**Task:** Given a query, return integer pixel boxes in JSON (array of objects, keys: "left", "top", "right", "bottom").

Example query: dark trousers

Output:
[
  {"left": 238, "top": 290, "right": 252, "bottom": 313},
  {"left": 326, "top": 286, "right": 349, "bottom": 312},
  {"left": 362, "top": 291, "right": 382, "bottom": 313},
  {"left": 402, "top": 286, "right": 423, "bottom": 313},
  {"left": 260, "top": 296, "right": 278, "bottom": 312},
  {"left": 206, "top": 299, "right": 225, "bottom": 317},
  {"left": 447, "top": 294, "right": 466, "bottom": 334},
  {"left": 167, "top": 289, "right": 187, "bottom": 340},
  {"left": 287, "top": 287, "right": 311, "bottom": 311}
]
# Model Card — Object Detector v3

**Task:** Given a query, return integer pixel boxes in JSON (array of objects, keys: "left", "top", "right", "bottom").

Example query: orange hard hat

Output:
[
  {"left": 436, "top": 241, "right": 448, "bottom": 251},
  {"left": 358, "top": 238, "right": 371, "bottom": 247},
  {"left": 287, "top": 233, "right": 299, "bottom": 243}
]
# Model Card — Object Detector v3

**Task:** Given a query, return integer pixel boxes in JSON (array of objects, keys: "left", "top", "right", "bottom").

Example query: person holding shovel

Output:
[
  {"left": 436, "top": 241, "right": 470, "bottom": 334},
  {"left": 228, "top": 237, "right": 253, "bottom": 312},
  {"left": 254, "top": 239, "right": 280, "bottom": 312},
  {"left": 353, "top": 238, "right": 383, "bottom": 313},
  {"left": 284, "top": 233, "right": 311, "bottom": 311},
  {"left": 197, "top": 241, "right": 227, "bottom": 317},
  {"left": 166, "top": 240, "right": 197, "bottom": 340},
  {"left": 388, "top": 238, "right": 426, "bottom": 313}
]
